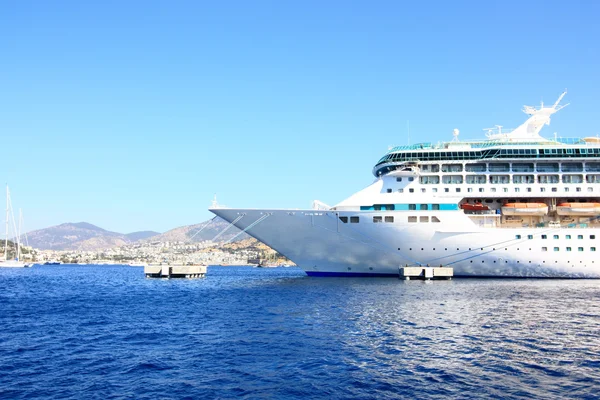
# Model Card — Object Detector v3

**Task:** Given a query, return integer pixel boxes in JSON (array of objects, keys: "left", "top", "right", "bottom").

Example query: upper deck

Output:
[{"left": 373, "top": 91, "right": 600, "bottom": 177}]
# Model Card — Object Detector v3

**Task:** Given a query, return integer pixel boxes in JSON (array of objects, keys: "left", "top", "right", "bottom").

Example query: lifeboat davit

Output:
[
  {"left": 460, "top": 203, "right": 490, "bottom": 211},
  {"left": 556, "top": 202, "right": 600, "bottom": 216},
  {"left": 501, "top": 203, "right": 548, "bottom": 216}
]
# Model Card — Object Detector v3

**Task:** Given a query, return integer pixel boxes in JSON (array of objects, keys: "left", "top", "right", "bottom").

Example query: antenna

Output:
[{"left": 452, "top": 129, "right": 460, "bottom": 142}]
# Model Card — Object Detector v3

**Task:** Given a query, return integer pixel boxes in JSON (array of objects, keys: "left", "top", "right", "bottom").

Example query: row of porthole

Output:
[
  {"left": 391, "top": 187, "right": 594, "bottom": 194},
  {"left": 399, "top": 247, "right": 595, "bottom": 251},
  {"left": 467, "top": 260, "right": 594, "bottom": 264},
  {"left": 517, "top": 234, "right": 596, "bottom": 240}
]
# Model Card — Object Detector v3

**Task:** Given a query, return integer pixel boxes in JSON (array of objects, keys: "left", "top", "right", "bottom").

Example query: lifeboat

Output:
[
  {"left": 556, "top": 202, "right": 600, "bottom": 216},
  {"left": 501, "top": 202, "right": 548, "bottom": 216},
  {"left": 460, "top": 203, "right": 490, "bottom": 211}
]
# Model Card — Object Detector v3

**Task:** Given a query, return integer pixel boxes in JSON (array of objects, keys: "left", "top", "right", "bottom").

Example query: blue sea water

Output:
[{"left": 1, "top": 265, "right": 600, "bottom": 399}]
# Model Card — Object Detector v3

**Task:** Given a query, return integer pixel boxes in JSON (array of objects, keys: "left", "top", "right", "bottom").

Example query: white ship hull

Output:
[
  {"left": 210, "top": 92, "right": 600, "bottom": 278},
  {"left": 210, "top": 208, "right": 600, "bottom": 278}
]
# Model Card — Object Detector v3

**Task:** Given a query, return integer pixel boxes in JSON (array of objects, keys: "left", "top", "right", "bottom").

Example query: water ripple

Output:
[{"left": 1, "top": 266, "right": 600, "bottom": 399}]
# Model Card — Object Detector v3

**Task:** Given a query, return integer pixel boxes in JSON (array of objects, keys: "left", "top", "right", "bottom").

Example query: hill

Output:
[
  {"left": 27, "top": 222, "right": 131, "bottom": 251},
  {"left": 125, "top": 231, "right": 161, "bottom": 241},
  {"left": 25, "top": 217, "right": 251, "bottom": 251}
]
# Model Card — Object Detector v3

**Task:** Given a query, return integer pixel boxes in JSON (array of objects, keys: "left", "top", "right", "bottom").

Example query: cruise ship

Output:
[{"left": 210, "top": 92, "right": 600, "bottom": 277}]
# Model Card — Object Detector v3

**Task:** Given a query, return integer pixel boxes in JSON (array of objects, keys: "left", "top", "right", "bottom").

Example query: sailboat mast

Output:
[
  {"left": 4, "top": 185, "right": 8, "bottom": 261},
  {"left": 18, "top": 208, "right": 22, "bottom": 262}
]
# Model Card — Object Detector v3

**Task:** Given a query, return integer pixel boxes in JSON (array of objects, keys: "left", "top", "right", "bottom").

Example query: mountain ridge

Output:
[{"left": 26, "top": 218, "right": 248, "bottom": 251}]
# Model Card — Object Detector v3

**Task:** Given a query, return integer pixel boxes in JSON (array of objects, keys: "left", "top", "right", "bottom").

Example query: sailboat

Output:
[{"left": 0, "top": 185, "right": 28, "bottom": 268}]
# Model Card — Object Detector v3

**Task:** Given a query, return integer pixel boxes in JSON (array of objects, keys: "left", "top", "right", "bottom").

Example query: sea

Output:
[{"left": 1, "top": 265, "right": 600, "bottom": 399}]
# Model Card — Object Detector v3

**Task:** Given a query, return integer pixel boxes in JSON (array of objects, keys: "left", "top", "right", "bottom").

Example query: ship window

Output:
[
  {"left": 552, "top": 187, "right": 557, "bottom": 192},
  {"left": 409, "top": 189, "right": 414, "bottom": 193},
  {"left": 512, "top": 163, "right": 534, "bottom": 172},
  {"left": 586, "top": 174, "right": 600, "bottom": 183},
  {"left": 465, "top": 163, "right": 486, "bottom": 172},
  {"left": 565, "top": 187, "right": 570, "bottom": 192},
  {"left": 339, "top": 216, "right": 348, "bottom": 223},
  {"left": 578, "top": 247, "right": 584, "bottom": 252},
  {"left": 420, "top": 164, "right": 440, "bottom": 172},
  {"left": 442, "top": 175, "right": 463, "bottom": 184},
  {"left": 409, "top": 204, "right": 416, "bottom": 210},
  {"left": 540, "top": 188, "right": 546, "bottom": 192},
  {"left": 420, "top": 176, "right": 440, "bottom": 184},
  {"left": 566, "top": 247, "right": 572, "bottom": 251},
  {"left": 592, "top": 247, "right": 597, "bottom": 251},
  {"left": 566, "top": 235, "right": 571, "bottom": 239},
  {"left": 432, "top": 188, "right": 438, "bottom": 193},
  {"left": 554, "top": 247, "right": 559, "bottom": 251},
  {"left": 386, "top": 188, "right": 392, "bottom": 193},
  {"left": 489, "top": 163, "right": 510, "bottom": 172},
  {"left": 538, "top": 175, "right": 559, "bottom": 184},
  {"left": 528, "top": 235, "right": 533, "bottom": 239},
  {"left": 562, "top": 162, "right": 583, "bottom": 172},
  {"left": 385, "top": 216, "right": 394, "bottom": 223},
  {"left": 421, "top": 188, "right": 426, "bottom": 193},
  {"left": 350, "top": 216, "right": 359, "bottom": 223},
  {"left": 514, "top": 188, "right": 520, "bottom": 192},
  {"left": 468, "top": 188, "right": 473, "bottom": 192},
  {"left": 373, "top": 216, "right": 383, "bottom": 223},
  {"left": 408, "top": 177, "right": 414, "bottom": 181},
  {"left": 537, "top": 163, "right": 559, "bottom": 172},
  {"left": 542, "top": 247, "right": 547, "bottom": 252},
  {"left": 541, "top": 235, "right": 547, "bottom": 239},
  {"left": 591, "top": 235, "right": 596, "bottom": 239},
  {"left": 578, "top": 235, "right": 583, "bottom": 239},
  {"left": 513, "top": 175, "right": 535, "bottom": 184},
  {"left": 586, "top": 162, "right": 600, "bottom": 172},
  {"left": 466, "top": 175, "right": 487, "bottom": 184},
  {"left": 420, "top": 216, "right": 429, "bottom": 223},
  {"left": 442, "top": 164, "right": 463, "bottom": 172},
  {"left": 479, "top": 188, "right": 484, "bottom": 192},
  {"left": 554, "top": 235, "right": 559, "bottom": 239},
  {"left": 456, "top": 188, "right": 461, "bottom": 192},
  {"left": 396, "top": 177, "right": 402, "bottom": 182},
  {"left": 408, "top": 216, "right": 417, "bottom": 223},
  {"left": 516, "top": 235, "right": 521, "bottom": 239},
  {"left": 420, "top": 204, "right": 428, "bottom": 210},
  {"left": 398, "top": 189, "right": 403, "bottom": 193},
  {"left": 445, "top": 188, "right": 449, "bottom": 192},
  {"left": 432, "top": 216, "right": 441, "bottom": 223},
  {"left": 432, "top": 204, "right": 440, "bottom": 210},
  {"left": 491, "top": 188, "right": 496, "bottom": 192},
  {"left": 576, "top": 187, "right": 582, "bottom": 192},
  {"left": 563, "top": 174, "right": 584, "bottom": 184}
]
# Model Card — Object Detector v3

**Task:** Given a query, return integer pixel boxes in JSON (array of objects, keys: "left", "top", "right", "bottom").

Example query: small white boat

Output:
[
  {"left": 501, "top": 202, "right": 548, "bottom": 216},
  {"left": 128, "top": 262, "right": 148, "bottom": 267},
  {"left": 556, "top": 202, "right": 600, "bottom": 216}
]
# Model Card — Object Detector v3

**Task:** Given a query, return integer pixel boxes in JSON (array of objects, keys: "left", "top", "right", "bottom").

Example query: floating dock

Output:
[
  {"left": 144, "top": 264, "right": 207, "bottom": 279},
  {"left": 399, "top": 266, "right": 453, "bottom": 280}
]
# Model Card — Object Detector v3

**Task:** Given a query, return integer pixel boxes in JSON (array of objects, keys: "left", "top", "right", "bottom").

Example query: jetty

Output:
[
  {"left": 399, "top": 265, "right": 453, "bottom": 280},
  {"left": 144, "top": 263, "right": 207, "bottom": 279}
]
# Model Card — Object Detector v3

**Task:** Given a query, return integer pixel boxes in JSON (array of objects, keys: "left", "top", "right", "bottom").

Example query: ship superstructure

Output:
[{"left": 211, "top": 92, "right": 600, "bottom": 277}]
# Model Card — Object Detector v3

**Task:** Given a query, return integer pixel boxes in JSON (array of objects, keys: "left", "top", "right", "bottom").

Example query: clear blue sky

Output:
[{"left": 2, "top": 1, "right": 599, "bottom": 233}]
